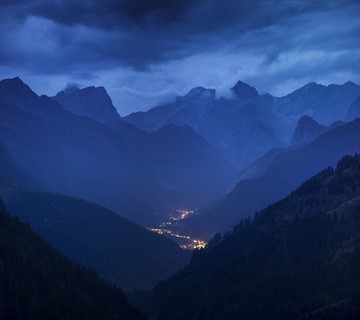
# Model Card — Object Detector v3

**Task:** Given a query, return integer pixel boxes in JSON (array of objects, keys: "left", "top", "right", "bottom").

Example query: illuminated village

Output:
[{"left": 148, "top": 209, "right": 207, "bottom": 250}]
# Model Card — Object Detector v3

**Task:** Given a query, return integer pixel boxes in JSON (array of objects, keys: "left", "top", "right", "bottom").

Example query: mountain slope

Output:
[
  {"left": 0, "top": 77, "right": 235, "bottom": 225},
  {"left": 53, "top": 85, "right": 122, "bottom": 123},
  {"left": 125, "top": 83, "right": 285, "bottom": 170},
  {"left": 0, "top": 139, "right": 39, "bottom": 190},
  {"left": 184, "top": 118, "right": 360, "bottom": 237},
  {"left": 346, "top": 94, "right": 360, "bottom": 121},
  {"left": 0, "top": 131, "right": 191, "bottom": 292},
  {"left": 4, "top": 191, "right": 191, "bottom": 291},
  {"left": 146, "top": 124, "right": 236, "bottom": 206},
  {"left": 0, "top": 198, "right": 144, "bottom": 320},
  {"left": 271, "top": 81, "right": 360, "bottom": 126},
  {"left": 145, "top": 155, "right": 360, "bottom": 320},
  {"left": 290, "top": 115, "right": 328, "bottom": 146},
  {"left": 125, "top": 80, "right": 359, "bottom": 170}
]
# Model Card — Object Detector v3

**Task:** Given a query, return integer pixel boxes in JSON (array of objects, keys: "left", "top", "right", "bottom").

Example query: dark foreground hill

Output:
[
  {"left": 4, "top": 191, "right": 190, "bottom": 292},
  {"left": 0, "top": 199, "right": 144, "bottom": 320},
  {"left": 145, "top": 154, "right": 360, "bottom": 320},
  {"left": 0, "top": 136, "right": 190, "bottom": 292}
]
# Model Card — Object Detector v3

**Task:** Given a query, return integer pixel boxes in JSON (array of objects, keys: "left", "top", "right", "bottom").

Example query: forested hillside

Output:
[
  {"left": 145, "top": 155, "right": 360, "bottom": 320},
  {"left": 0, "top": 199, "right": 144, "bottom": 320},
  {"left": 5, "top": 191, "right": 190, "bottom": 291}
]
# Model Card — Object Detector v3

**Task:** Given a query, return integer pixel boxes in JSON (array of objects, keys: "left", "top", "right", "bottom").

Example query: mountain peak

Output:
[
  {"left": 54, "top": 85, "right": 121, "bottom": 123},
  {"left": 0, "top": 76, "right": 36, "bottom": 93},
  {"left": 303, "top": 81, "right": 318, "bottom": 87},
  {"left": 297, "top": 114, "right": 319, "bottom": 126},
  {"left": 290, "top": 115, "right": 328, "bottom": 146},
  {"left": 0, "top": 77, "right": 39, "bottom": 107},
  {"left": 183, "top": 87, "right": 216, "bottom": 100},
  {"left": 231, "top": 80, "right": 259, "bottom": 100},
  {"left": 63, "top": 83, "right": 80, "bottom": 94},
  {"left": 343, "top": 80, "right": 357, "bottom": 88}
]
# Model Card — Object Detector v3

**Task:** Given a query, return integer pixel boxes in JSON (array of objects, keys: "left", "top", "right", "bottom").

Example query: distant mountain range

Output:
[
  {"left": 145, "top": 154, "right": 360, "bottom": 320},
  {"left": 270, "top": 81, "right": 360, "bottom": 125},
  {"left": 1, "top": 75, "right": 360, "bottom": 300},
  {"left": 125, "top": 80, "right": 360, "bottom": 170},
  {"left": 125, "top": 81, "right": 286, "bottom": 170}
]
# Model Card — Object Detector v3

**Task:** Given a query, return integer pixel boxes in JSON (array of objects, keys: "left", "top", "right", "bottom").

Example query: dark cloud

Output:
[
  {"left": 0, "top": 0, "right": 359, "bottom": 113},
  {"left": 0, "top": 0, "right": 195, "bottom": 29}
]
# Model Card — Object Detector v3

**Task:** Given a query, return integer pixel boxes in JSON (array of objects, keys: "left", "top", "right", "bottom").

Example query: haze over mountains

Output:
[
  {"left": 2, "top": 0, "right": 360, "bottom": 318},
  {"left": 182, "top": 118, "right": 360, "bottom": 237},
  {"left": 1, "top": 74, "right": 360, "bottom": 318},
  {"left": 0, "top": 120, "right": 190, "bottom": 291},
  {"left": 1, "top": 75, "right": 360, "bottom": 240},
  {"left": 125, "top": 80, "right": 360, "bottom": 170},
  {"left": 0, "top": 77, "right": 236, "bottom": 226}
]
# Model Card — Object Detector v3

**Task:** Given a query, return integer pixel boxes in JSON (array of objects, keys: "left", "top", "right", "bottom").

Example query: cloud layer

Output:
[{"left": 1, "top": 0, "right": 359, "bottom": 115}]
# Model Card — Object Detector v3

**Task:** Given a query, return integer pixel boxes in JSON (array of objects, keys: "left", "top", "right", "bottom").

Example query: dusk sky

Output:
[{"left": 1, "top": 0, "right": 359, "bottom": 115}]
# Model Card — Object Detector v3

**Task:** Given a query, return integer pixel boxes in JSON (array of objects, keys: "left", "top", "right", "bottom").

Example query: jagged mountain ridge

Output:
[
  {"left": 125, "top": 83, "right": 285, "bottom": 170},
  {"left": 125, "top": 80, "right": 360, "bottom": 169},
  {"left": 53, "top": 84, "right": 122, "bottom": 124},
  {"left": 270, "top": 81, "right": 360, "bottom": 126}
]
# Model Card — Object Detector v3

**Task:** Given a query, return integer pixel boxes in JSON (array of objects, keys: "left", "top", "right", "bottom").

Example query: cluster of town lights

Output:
[{"left": 148, "top": 209, "right": 207, "bottom": 250}]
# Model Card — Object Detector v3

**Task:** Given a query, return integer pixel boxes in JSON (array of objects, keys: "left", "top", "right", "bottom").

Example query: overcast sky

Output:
[{"left": 1, "top": 0, "right": 359, "bottom": 115}]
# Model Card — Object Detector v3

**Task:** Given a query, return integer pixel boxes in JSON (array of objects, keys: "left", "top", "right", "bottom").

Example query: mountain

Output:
[
  {"left": 146, "top": 124, "right": 236, "bottom": 206},
  {"left": 290, "top": 115, "right": 328, "bottom": 146},
  {"left": 125, "top": 87, "right": 217, "bottom": 132},
  {"left": 125, "top": 80, "right": 360, "bottom": 170},
  {"left": 270, "top": 81, "right": 360, "bottom": 126},
  {"left": 183, "top": 118, "right": 360, "bottom": 238},
  {"left": 231, "top": 80, "right": 260, "bottom": 100},
  {"left": 239, "top": 116, "right": 346, "bottom": 181},
  {"left": 0, "top": 128, "right": 190, "bottom": 292},
  {"left": 0, "top": 198, "right": 144, "bottom": 320},
  {"left": 4, "top": 191, "right": 190, "bottom": 291},
  {"left": 53, "top": 85, "right": 122, "bottom": 123},
  {"left": 125, "top": 83, "right": 285, "bottom": 170},
  {"left": 0, "top": 139, "right": 39, "bottom": 190},
  {"left": 144, "top": 155, "right": 360, "bottom": 320},
  {"left": 0, "top": 77, "right": 235, "bottom": 226},
  {"left": 346, "top": 94, "right": 360, "bottom": 121},
  {"left": 237, "top": 146, "right": 288, "bottom": 180}
]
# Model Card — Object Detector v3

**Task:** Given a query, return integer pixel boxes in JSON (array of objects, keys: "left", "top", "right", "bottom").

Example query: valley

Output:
[
  {"left": 148, "top": 209, "right": 207, "bottom": 250},
  {"left": 1, "top": 1, "right": 360, "bottom": 319}
]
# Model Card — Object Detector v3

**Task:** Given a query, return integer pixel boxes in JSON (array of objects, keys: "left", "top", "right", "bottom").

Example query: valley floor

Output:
[{"left": 148, "top": 208, "right": 207, "bottom": 250}]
